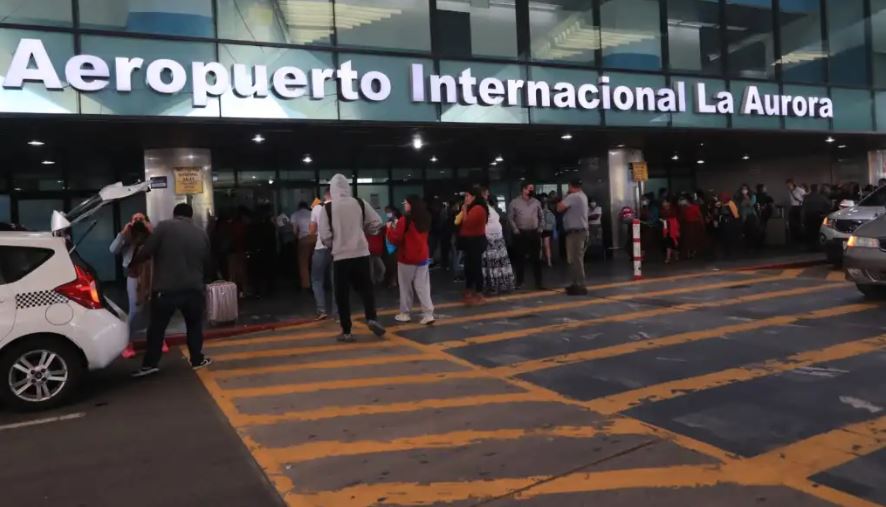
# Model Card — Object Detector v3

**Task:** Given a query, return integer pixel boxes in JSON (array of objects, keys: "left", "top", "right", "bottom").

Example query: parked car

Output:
[
  {"left": 844, "top": 213, "right": 886, "bottom": 298},
  {"left": 820, "top": 186, "right": 886, "bottom": 265},
  {"left": 0, "top": 182, "right": 147, "bottom": 410}
]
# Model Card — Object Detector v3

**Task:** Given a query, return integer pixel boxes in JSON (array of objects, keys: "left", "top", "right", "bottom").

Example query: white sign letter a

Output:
[{"left": 3, "top": 38, "right": 63, "bottom": 90}]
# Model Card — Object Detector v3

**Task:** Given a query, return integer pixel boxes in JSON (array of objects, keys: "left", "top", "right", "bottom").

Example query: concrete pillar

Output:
[
  {"left": 144, "top": 148, "right": 214, "bottom": 230},
  {"left": 607, "top": 148, "right": 645, "bottom": 255},
  {"left": 866, "top": 150, "right": 886, "bottom": 186}
]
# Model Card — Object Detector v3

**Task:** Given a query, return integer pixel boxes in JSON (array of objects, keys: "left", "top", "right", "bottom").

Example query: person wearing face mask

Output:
[{"left": 507, "top": 181, "right": 545, "bottom": 290}]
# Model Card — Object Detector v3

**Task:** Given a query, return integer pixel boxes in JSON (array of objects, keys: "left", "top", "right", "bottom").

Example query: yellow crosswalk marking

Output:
[
  {"left": 210, "top": 353, "right": 431, "bottom": 379},
  {"left": 212, "top": 341, "right": 395, "bottom": 362},
  {"left": 826, "top": 270, "right": 847, "bottom": 282},
  {"left": 584, "top": 334, "right": 886, "bottom": 414},
  {"left": 205, "top": 327, "right": 345, "bottom": 350}
]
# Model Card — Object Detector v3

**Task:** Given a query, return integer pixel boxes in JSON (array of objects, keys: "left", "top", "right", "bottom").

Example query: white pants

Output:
[
  {"left": 126, "top": 276, "right": 147, "bottom": 340},
  {"left": 397, "top": 262, "right": 434, "bottom": 317}
]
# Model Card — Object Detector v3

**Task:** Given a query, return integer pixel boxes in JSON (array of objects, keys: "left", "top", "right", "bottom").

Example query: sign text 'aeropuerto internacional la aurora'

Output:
[{"left": 3, "top": 39, "right": 836, "bottom": 119}]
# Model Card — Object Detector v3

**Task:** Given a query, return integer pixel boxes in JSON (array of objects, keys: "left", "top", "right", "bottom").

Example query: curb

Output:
[
  {"left": 733, "top": 258, "right": 829, "bottom": 271},
  {"left": 133, "top": 317, "right": 315, "bottom": 350}
]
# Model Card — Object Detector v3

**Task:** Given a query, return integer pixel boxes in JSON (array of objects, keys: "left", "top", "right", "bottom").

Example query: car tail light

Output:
[{"left": 55, "top": 265, "right": 102, "bottom": 309}]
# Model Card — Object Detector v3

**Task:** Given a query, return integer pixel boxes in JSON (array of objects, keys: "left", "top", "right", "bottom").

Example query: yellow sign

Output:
[
  {"left": 174, "top": 167, "right": 204, "bottom": 195},
  {"left": 631, "top": 161, "right": 649, "bottom": 182}
]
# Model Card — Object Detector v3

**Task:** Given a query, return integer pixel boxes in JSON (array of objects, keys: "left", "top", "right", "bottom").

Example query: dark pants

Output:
[
  {"left": 144, "top": 289, "right": 204, "bottom": 368},
  {"left": 333, "top": 256, "right": 378, "bottom": 335},
  {"left": 512, "top": 230, "right": 543, "bottom": 287},
  {"left": 439, "top": 232, "right": 452, "bottom": 270},
  {"left": 788, "top": 206, "right": 804, "bottom": 244},
  {"left": 461, "top": 236, "right": 486, "bottom": 293}
]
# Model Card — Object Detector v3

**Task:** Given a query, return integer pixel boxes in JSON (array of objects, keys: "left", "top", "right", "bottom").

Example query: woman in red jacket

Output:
[
  {"left": 386, "top": 195, "right": 435, "bottom": 325},
  {"left": 458, "top": 187, "right": 489, "bottom": 304}
]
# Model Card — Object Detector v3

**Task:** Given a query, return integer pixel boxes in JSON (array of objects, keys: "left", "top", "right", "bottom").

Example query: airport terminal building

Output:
[{"left": 1, "top": 0, "right": 885, "bottom": 280}]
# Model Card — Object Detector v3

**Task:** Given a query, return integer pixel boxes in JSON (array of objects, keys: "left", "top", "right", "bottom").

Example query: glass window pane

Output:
[
  {"left": 356, "top": 169, "right": 389, "bottom": 183},
  {"left": 872, "top": 0, "right": 886, "bottom": 87},
  {"left": 831, "top": 89, "right": 872, "bottom": 132},
  {"left": 355, "top": 184, "right": 389, "bottom": 213},
  {"left": 783, "top": 84, "right": 828, "bottom": 131},
  {"left": 338, "top": 53, "right": 436, "bottom": 122},
  {"left": 392, "top": 185, "right": 422, "bottom": 208},
  {"left": 667, "top": 0, "right": 722, "bottom": 74},
  {"left": 214, "top": 168, "right": 236, "bottom": 188},
  {"left": 0, "top": 0, "right": 72, "bottom": 26},
  {"left": 827, "top": 0, "right": 867, "bottom": 87},
  {"left": 725, "top": 0, "right": 775, "bottom": 79},
  {"left": 0, "top": 29, "right": 77, "bottom": 114},
  {"left": 17, "top": 199, "right": 63, "bottom": 232},
  {"left": 78, "top": 36, "right": 218, "bottom": 117},
  {"left": 391, "top": 169, "right": 421, "bottom": 182},
  {"left": 0, "top": 195, "right": 10, "bottom": 223},
  {"left": 335, "top": 0, "right": 430, "bottom": 51},
  {"left": 239, "top": 170, "right": 276, "bottom": 186},
  {"left": 672, "top": 78, "right": 727, "bottom": 128},
  {"left": 72, "top": 205, "right": 116, "bottom": 281},
  {"left": 876, "top": 91, "right": 886, "bottom": 131},
  {"left": 528, "top": 66, "right": 600, "bottom": 126},
  {"left": 427, "top": 168, "right": 454, "bottom": 180},
  {"left": 217, "top": 0, "right": 333, "bottom": 45},
  {"left": 13, "top": 162, "right": 63, "bottom": 191},
  {"left": 730, "top": 80, "right": 780, "bottom": 129},
  {"left": 778, "top": 0, "right": 825, "bottom": 83},
  {"left": 79, "top": 0, "right": 213, "bottom": 38},
  {"left": 529, "top": 0, "right": 596, "bottom": 64},
  {"left": 440, "top": 61, "right": 527, "bottom": 124},
  {"left": 603, "top": 72, "right": 668, "bottom": 126},
  {"left": 600, "top": 0, "right": 661, "bottom": 71},
  {"left": 436, "top": 0, "right": 518, "bottom": 58},
  {"left": 280, "top": 169, "right": 316, "bottom": 181},
  {"left": 219, "top": 44, "right": 337, "bottom": 120}
]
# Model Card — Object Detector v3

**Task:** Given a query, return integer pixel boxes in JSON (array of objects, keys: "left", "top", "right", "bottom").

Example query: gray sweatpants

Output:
[
  {"left": 565, "top": 230, "right": 589, "bottom": 287},
  {"left": 397, "top": 262, "right": 434, "bottom": 317}
]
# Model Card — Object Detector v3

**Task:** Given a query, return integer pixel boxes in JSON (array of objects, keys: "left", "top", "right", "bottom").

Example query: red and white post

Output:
[{"left": 632, "top": 219, "right": 642, "bottom": 280}]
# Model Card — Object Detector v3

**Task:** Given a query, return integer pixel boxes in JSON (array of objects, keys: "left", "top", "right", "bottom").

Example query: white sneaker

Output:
[
  {"left": 420, "top": 315, "right": 435, "bottom": 325},
  {"left": 394, "top": 313, "right": 411, "bottom": 323}
]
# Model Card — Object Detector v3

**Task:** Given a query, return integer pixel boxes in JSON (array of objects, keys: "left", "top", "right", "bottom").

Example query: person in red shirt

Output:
[
  {"left": 679, "top": 194, "right": 705, "bottom": 259},
  {"left": 386, "top": 195, "right": 435, "bottom": 325},
  {"left": 661, "top": 200, "right": 681, "bottom": 264},
  {"left": 457, "top": 187, "right": 489, "bottom": 304}
]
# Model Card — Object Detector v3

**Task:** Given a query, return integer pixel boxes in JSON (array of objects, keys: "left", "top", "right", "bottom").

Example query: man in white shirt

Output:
[
  {"left": 309, "top": 192, "right": 333, "bottom": 320},
  {"left": 291, "top": 202, "right": 313, "bottom": 290},
  {"left": 786, "top": 178, "right": 806, "bottom": 244}
]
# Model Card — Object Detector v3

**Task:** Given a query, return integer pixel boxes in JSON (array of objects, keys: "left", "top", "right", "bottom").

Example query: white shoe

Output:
[
  {"left": 394, "top": 313, "right": 411, "bottom": 322},
  {"left": 420, "top": 315, "right": 435, "bottom": 325}
]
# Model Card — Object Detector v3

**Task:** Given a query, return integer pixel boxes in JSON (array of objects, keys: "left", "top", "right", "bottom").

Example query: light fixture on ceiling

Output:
[
  {"left": 837, "top": 144, "right": 847, "bottom": 149},
  {"left": 187, "top": 154, "right": 196, "bottom": 160},
  {"left": 27, "top": 140, "right": 44, "bottom": 146},
  {"left": 696, "top": 159, "right": 705, "bottom": 165},
  {"left": 490, "top": 161, "right": 498, "bottom": 166},
  {"left": 412, "top": 134, "right": 424, "bottom": 150},
  {"left": 430, "top": 155, "right": 438, "bottom": 163},
  {"left": 742, "top": 154, "right": 750, "bottom": 160},
  {"left": 825, "top": 136, "right": 835, "bottom": 143},
  {"left": 41, "top": 160, "right": 55, "bottom": 165},
  {"left": 699, "top": 142, "right": 705, "bottom": 147},
  {"left": 671, "top": 154, "right": 679, "bottom": 161},
  {"left": 495, "top": 154, "right": 504, "bottom": 163},
  {"left": 252, "top": 133, "right": 265, "bottom": 144},
  {"left": 561, "top": 133, "right": 573, "bottom": 140},
  {"left": 617, "top": 144, "right": 625, "bottom": 148},
  {"left": 302, "top": 154, "right": 313, "bottom": 164}
]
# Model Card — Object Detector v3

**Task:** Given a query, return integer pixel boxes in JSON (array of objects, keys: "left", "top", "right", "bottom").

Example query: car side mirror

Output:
[{"left": 839, "top": 200, "right": 855, "bottom": 209}]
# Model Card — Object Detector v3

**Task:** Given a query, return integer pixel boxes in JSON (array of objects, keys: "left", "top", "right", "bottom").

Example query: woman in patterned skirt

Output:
[{"left": 480, "top": 187, "right": 516, "bottom": 295}]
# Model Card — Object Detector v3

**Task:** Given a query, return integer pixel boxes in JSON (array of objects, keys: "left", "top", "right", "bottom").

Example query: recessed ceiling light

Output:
[
  {"left": 825, "top": 136, "right": 835, "bottom": 143},
  {"left": 671, "top": 154, "right": 680, "bottom": 161},
  {"left": 617, "top": 144, "right": 625, "bottom": 148},
  {"left": 699, "top": 142, "right": 705, "bottom": 147},
  {"left": 252, "top": 134, "right": 265, "bottom": 144},
  {"left": 412, "top": 135, "right": 424, "bottom": 150},
  {"left": 302, "top": 154, "right": 313, "bottom": 164},
  {"left": 696, "top": 159, "right": 705, "bottom": 165},
  {"left": 187, "top": 154, "right": 196, "bottom": 160},
  {"left": 495, "top": 155, "right": 504, "bottom": 162},
  {"left": 490, "top": 161, "right": 498, "bottom": 166},
  {"left": 837, "top": 144, "right": 847, "bottom": 149},
  {"left": 41, "top": 160, "right": 55, "bottom": 165},
  {"left": 268, "top": 179, "right": 275, "bottom": 185},
  {"left": 561, "top": 133, "right": 573, "bottom": 140},
  {"left": 27, "top": 140, "right": 44, "bottom": 146},
  {"left": 742, "top": 154, "right": 750, "bottom": 160},
  {"left": 430, "top": 156, "right": 438, "bottom": 163}
]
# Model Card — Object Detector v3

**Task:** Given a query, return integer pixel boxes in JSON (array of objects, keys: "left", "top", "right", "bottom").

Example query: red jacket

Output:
[
  {"left": 386, "top": 216, "right": 429, "bottom": 265},
  {"left": 458, "top": 204, "right": 487, "bottom": 238}
]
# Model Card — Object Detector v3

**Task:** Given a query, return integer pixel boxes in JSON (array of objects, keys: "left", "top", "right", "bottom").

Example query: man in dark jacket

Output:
[
  {"left": 131, "top": 203, "right": 213, "bottom": 377},
  {"left": 802, "top": 184, "right": 832, "bottom": 250}
]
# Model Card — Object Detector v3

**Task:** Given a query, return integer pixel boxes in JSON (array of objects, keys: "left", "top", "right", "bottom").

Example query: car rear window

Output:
[
  {"left": 859, "top": 186, "right": 886, "bottom": 207},
  {"left": 0, "top": 246, "right": 54, "bottom": 285}
]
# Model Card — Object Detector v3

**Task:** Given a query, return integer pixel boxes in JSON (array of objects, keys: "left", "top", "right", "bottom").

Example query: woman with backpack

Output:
[
  {"left": 387, "top": 195, "right": 435, "bottom": 325},
  {"left": 457, "top": 187, "right": 489, "bottom": 305}
]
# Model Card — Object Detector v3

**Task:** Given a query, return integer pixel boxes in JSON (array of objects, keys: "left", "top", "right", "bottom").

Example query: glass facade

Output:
[{"left": 0, "top": 0, "right": 882, "bottom": 131}]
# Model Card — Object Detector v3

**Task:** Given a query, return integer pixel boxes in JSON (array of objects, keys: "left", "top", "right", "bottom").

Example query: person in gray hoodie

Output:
[{"left": 318, "top": 174, "right": 386, "bottom": 341}]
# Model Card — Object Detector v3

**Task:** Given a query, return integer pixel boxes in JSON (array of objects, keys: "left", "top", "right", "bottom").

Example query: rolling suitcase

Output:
[{"left": 206, "top": 280, "right": 238, "bottom": 324}]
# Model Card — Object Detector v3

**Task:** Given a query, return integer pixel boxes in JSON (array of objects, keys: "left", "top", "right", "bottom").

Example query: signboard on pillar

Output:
[
  {"left": 630, "top": 161, "right": 649, "bottom": 182},
  {"left": 174, "top": 167, "right": 204, "bottom": 195}
]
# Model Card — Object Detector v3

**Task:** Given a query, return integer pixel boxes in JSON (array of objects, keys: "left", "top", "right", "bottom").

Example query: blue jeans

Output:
[{"left": 311, "top": 248, "right": 334, "bottom": 314}]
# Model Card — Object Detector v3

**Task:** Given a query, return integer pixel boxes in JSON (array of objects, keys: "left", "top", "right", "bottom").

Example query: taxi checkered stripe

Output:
[{"left": 15, "top": 290, "right": 69, "bottom": 309}]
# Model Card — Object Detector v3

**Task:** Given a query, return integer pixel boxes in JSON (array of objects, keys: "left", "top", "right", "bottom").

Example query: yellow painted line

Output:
[
  {"left": 826, "top": 270, "right": 847, "bottom": 282},
  {"left": 222, "top": 370, "right": 485, "bottom": 398},
  {"left": 266, "top": 421, "right": 643, "bottom": 464},
  {"left": 235, "top": 392, "right": 543, "bottom": 426},
  {"left": 205, "top": 327, "right": 344, "bottom": 350},
  {"left": 438, "top": 280, "right": 846, "bottom": 351},
  {"left": 785, "top": 479, "right": 886, "bottom": 507},
  {"left": 585, "top": 334, "right": 886, "bottom": 415},
  {"left": 212, "top": 341, "right": 396, "bottom": 362},
  {"left": 493, "top": 291, "right": 871, "bottom": 375},
  {"left": 210, "top": 353, "right": 431, "bottom": 379},
  {"left": 395, "top": 272, "right": 794, "bottom": 335}
]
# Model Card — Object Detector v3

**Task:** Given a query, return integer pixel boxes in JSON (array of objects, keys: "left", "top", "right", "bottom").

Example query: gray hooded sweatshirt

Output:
[{"left": 318, "top": 173, "right": 383, "bottom": 261}]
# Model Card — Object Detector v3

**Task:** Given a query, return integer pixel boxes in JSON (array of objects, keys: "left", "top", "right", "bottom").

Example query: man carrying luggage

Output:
[{"left": 131, "top": 203, "right": 213, "bottom": 377}]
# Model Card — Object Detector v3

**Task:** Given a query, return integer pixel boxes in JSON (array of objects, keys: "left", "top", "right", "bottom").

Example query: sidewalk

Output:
[{"left": 107, "top": 247, "right": 826, "bottom": 342}]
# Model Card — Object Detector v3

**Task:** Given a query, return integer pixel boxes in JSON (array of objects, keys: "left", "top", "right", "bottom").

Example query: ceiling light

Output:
[
  {"left": 495, "top": 155, "right": 504, "bottom": 163},
  {"left": 561, "top": 133, "right": 573, "bottom": 140},
  {"left": 430, "top": 156, "right": 438, "bottom": 163},
  {"left": 671, "top": 154, "right": 679, "bottom": 161},
  {"left": 837, "top": 144, "right": 847, "bottom": 149},
  {"left": 490, "top": 161, "right": 498, "bottom": 166},
  {"left": 252, "top": 134, "right": 265, "bottom": 144},
  {"left": 699, "top": 142, "right": 705, "bottom": 147},
  {"left": 617, "top": 144, "right": 625, "bottom": 148},
  {"left": 41, "top": 160, "right": 55, "bottom": 165},
  {"left": 27, "top": 140, "right": 44, "bottom": 146},
  {"left": 302, "top": 154, "right": 313, "bottom": 164},
  {"left": 742, "top": 154, "right": 750, "bottom": 160},
  {"left": 268, "top": 179, "right": 275, "bottom": 185},
  {"left": 412, "top": 135, "right": 423, "bottom": 150},
  {"left": 696, "top": 159, "right": 705, "bottom": 165},
  {"left": 187, "top": 154, "right": 196, "bottom": 160},
  {"left": 825, "top": 136, "right": 835, "bottom": 143}
]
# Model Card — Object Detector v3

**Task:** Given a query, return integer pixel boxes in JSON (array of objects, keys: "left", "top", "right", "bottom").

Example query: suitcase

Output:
[{"left": 206, "top": 281, "right": 238, "bottom": 324}]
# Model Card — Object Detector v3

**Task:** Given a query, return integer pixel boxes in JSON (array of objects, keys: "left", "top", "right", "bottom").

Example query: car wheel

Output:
[
  {"left": 856, "top": 284, "right": 886, "bottom": 299},
  {"left": 0, "top": 336, "right": 84, "bottom": 411}
]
